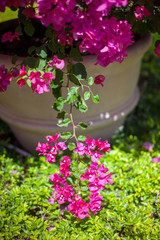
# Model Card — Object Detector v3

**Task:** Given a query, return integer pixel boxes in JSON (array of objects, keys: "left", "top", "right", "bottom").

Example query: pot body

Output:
[{"left": 0, "top": 33, "right": 152, "bottom": 152}]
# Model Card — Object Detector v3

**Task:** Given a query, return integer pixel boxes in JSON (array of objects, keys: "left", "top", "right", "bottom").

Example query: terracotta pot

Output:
[{"left": 0, "top": 22, "right": 152, "bottom": 152}]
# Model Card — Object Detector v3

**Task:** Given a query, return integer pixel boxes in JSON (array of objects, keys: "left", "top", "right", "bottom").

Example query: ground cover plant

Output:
[{"left": 0, "top": 39, "right": 160, "bottom": 239}]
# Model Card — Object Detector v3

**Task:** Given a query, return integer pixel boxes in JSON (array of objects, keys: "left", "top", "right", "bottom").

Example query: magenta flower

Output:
[
  {"left": 42, "top": 72, "right": 55, "bottom": 86},
  {"left": 89, "top": 193, "right": 103, "bottom": 214},
  {"left": 135, "top": 6, "right": 151, "bottom": 20},
  {"left": 152, "top": 157, "right": 160, "bottom": 163},
  {"left": 1, "top": 31, "right": 16, "bottom": 43},
  {"left": 91, "top": 151, "right": 104, "bottom": 163},
  {"left": 48, "top": 197, "right": 55, "bottom": 205},
  {"left": 17, "top": 78, "right": 27, "bottom": 88},
  {"left": 85, "top": 135, "right": 97, "bottom": 149},
  {"left": 60, "top": 156, "right": 71, "bottom": 177},
  {"left": 11, "top": 68, "right": 19, "bottom": 78},
  {"left": 68, "top": 195, "right": 90, "bottom": 219},
  {"left": 143, "top": 142, "right": 153, "bottom": 151},
  {"left": 155, "top": 44, "right": 160, "bottom": 58},
  {"left": 22, "top": 7, "right": 35, "bottom": 19},
  {"left": 18, "top": 65, "right": 27, "bottom": 78},
  {"left": 0, "top": 64, "right": 12, "bottom": 92},
  {"left": 48, "top": 56, "right": 65, "bottom": 70},
  {"left": 97, "top": 139, "right": 110, "bottom": 152},
  {"left": 74, "top": 142, "right": 86, "bottom": 156},
  {"left": 94, "top": 75, "right": 105, "bottom": 87},
  {"left": 46, "top": 133, "right": 61, "bottom": 144}
]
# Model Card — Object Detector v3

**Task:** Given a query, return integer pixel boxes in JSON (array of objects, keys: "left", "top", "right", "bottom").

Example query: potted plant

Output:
[{"left": 0, "top": 0, "right": 160, "bottom": 219}]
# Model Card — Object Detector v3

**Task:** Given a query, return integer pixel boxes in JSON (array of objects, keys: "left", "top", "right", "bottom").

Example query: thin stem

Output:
[{"left": 69, "top": 103, "right": 78, "bottom": 143}]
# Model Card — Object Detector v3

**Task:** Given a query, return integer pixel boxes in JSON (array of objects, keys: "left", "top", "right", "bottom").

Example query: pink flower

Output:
[
  {"left": 46, "top": 133, "right": 61, "bottom": 144},
  {"left": 17, "top": 78, "right": 27, "bottom": 88},
  {"left": 50, "top": 173, "right": 62, "bottom": 183},
  {"left": 55, "top": 185, "right": 75, "bottom": 205},
  {"left": 60, "top": 156, "right": 71, "bottom": 177},
  {"left": 68, "top": 195, "right": 90, "bottom": 219},
  {"left": 1, "top": 31, "right": 20, "bottom": 43},
  {"left": 91, "top": 151, "right": 104, "bottom": 163},
  {"left": 29, "top": 71, "right": 50, "bottom": 94},
  {"left": 80, "top": 168, "right": 97, "bottom": 182},
  {"left": 42, "top": 72, "right": 55, "bottom": 86},
  {"left": 94, "top": 75, "right": 105, "bottom": 87},
  {"left": 155, "top": 44, "right": 160, "bottom": 58},
  {"left": 12, "top": 170, "right": 18, "bottom": 174},
  {"left": 135, "top": 6, "right": 151, "bottom": 21},
  {"left": 48, "top": 56, "right": 65, "bottom": 70},
  {"left": 56, "top": 31, "right": 73, "bottom": 46},
  {"left": 97, "top": 139, "right": 110, "bottom": 152},
  {"left": 74, "top": 142, "right": 86, "bottom": 156},
  {"left": 85, "top": 135, "right": 97, "bottom": 149},
  {"left": 0, "top": 65, "right": 12, "bottom": 92},
  {"left": 89, "top": 193, "right": 103, "bottom": 214},
  {"left": 22, "top": 7, "right": 35, "bottom": 19},
  {"left": 1, "top": 31, "right": 13, "bottom": 43},
  {"left": 18, "top": 65, "right": 27, "bottom": 77},
  {"left": 143, "top": 142, "right": 153, "bottom": 151},
  {"left": 11, "top": 68, "right": 19, "bottom": 78},
  {"left": 48, "top": 197, "right": 55, "bottom": 205},
  {"left": 152, "top": 157, "right": 160, "bottom": 163},
  {"left": 36, "top": 142, "right": 50, "bottom": 156}
]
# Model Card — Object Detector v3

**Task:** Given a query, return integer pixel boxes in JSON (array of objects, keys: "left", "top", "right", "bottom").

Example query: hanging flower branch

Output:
[{"left": 0, "top": 0, "right": 160, "bottom": 219}]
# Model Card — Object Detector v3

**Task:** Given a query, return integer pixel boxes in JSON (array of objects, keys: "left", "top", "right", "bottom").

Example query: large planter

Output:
[{"left": 0, "top": 25, "right": 152, "bottom": 152}]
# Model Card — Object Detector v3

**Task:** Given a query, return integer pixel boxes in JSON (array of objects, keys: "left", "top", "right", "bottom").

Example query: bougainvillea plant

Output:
[{"left": 0, "top": 0, "right": 160, "bottom": 219}]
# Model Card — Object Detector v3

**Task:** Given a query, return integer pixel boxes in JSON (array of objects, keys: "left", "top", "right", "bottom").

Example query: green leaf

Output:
[
  {"left": 88, "top": 77, "right": 94, "bottom": 86},
  {"left": 26, "top": 79, "right": 32, "bottom": 87},
  {"left": 84, "top": 91, "right": 91, "bottom": 101},
  {"left": 36, "top": 59, "right": 46, "bottom": 71},
  {"left": 28, "top": 46, "right": 36, "bottom": 55},
  {"left": 57, "top": 118, "right": 71, "bottom": 127},
  {"left": 50, "top": 69, "right": 64, "bottom": 88},
  {"left": 57, "top": 111, "right": 67, "bottom": 119},
  {"left": 36, "top": 46, "right": 47, "bottom": 59},
  {"left": 24, "top": 22, "right": 35, "bottom": 37},
  {"left": 73, "top": 63, "right": 87, "bottom": 80},
  {"left": 78, "top": 122, "right": 88, "bottom": 130},
  {"left": 70, "top": 48, "right": 83, "bottom": 62},
  {"left": 68, "top": 142, "right": 76, "bottom": 151},
  {"left": 78, "top": 135, "right": 87, "bottom": 142},
  {"left": 52, "top": 86, "right": 62, "bottom": 98},
  {"left": 68, "top": 73, "right": 81, "bottom": 86},
  {"left": 67, "top": 87, "right": 79, "bottom": 104},
  {"left": 92, "top": 94, "right": 99, "bottom": 103},
  {"left": 53, "top": 97, "right": 66, "bottom": 111},
  {"left": 67, "top": 63, "right": 72, "bottom": 73},
  {"left": 45, "top": 26, "right": 53, "bottom": 38},
  {"left": 74, "top": 102, "right": 88, "bottom": 113},
  {"left": 60, "top": 132, "right": 72, "bottom": 140},
  {"left": 48, "top": 39, "right": 57, "bottom": 52},
  {"left": 12, "top": 55, "right": 18, "bottom": 64},
  {"left": 25, "top": 57, "right": 39, "bottom": 68}
]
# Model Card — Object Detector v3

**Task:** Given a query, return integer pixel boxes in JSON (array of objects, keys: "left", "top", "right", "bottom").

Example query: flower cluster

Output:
[
  {"left": 36, "top": 134, "right": 113, "bottom": 219},
  {"left": 0, "top": 65, "right": 19, "bottom": 92},
  {"left": 16, "top": 65, "right": 55, "bottom": 94},
  {"left": 1, "top": 31, "right": 20, "bottom": 43}
]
